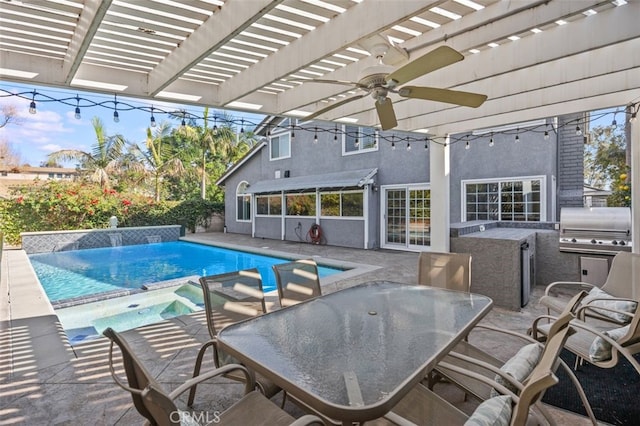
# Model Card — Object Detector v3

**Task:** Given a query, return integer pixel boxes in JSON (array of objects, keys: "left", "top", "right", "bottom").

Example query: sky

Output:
[{"left": 0, "top": 81, "right": 265, "bottom": 167}]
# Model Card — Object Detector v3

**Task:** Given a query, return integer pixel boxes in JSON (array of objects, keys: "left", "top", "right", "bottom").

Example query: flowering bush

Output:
[{"left": 0, "top": 181, "right": 222, "bottom": 245}]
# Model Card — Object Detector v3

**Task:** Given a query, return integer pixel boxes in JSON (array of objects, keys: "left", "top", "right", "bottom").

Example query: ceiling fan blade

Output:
[
  {"left": 399, "top": 86, "right": 487, "bottom": 108},
  {"left": 375, "top": 98, "right": 397, "bottom": 130},
  {"left": 385, "top": 46, "right": 464, "bottom": 87},
  {"left": 305, "top": 93, "right": 368, "bottom": 121}
]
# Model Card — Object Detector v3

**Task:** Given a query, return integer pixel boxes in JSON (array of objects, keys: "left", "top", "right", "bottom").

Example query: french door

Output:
[{"left": 382, "top": 185, "right": 431, "bottom": 250}]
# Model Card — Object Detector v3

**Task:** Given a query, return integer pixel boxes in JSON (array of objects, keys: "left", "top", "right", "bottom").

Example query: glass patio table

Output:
[{"left": 217, "top": 280, "right": 493, "bottom": 424}]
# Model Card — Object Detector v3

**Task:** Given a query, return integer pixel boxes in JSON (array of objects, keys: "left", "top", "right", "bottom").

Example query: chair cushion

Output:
[
  {"left": 464, "top": 395, "right": 512, "bottom": 426},
  {"left": 491, "top": 343, "right": 542, "bottom": 397},
  {"left": 582, "top": 288, "right": 637, "bottom": 324},
  {"left": 588, "top": 324, "right": 631, "bottom": 362}
]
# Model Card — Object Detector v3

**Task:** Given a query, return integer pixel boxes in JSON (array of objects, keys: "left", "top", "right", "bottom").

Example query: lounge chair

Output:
[
  {"left": 417, "top": 251, "right": 472, "bottom": 292},
  {"left": 187, "top": 268, "right": 280, "bottom": 406},
  {"left": 272, "top": 259, "right": 322, "bottom": 308},
  {"left": 539, "top": 251, "right": 640, "bottom": 326},
  {"left": 433, "top": 292, "right": 596, "bottom": 425},
  {"left": 384, "top": 310, "right": 577, "bottom": 426},
  {"left": 104, "top": 327, "right": 323, "bottom": 426}
]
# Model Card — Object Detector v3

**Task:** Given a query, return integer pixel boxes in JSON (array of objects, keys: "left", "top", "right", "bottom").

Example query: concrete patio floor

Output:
[{"left": 1, "top": 232, "right": 604, "bottom": 425}]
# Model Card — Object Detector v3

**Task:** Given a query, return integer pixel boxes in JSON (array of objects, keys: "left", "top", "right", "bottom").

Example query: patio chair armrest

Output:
[
  {"left": 437, "top": 360, "right": 519, "bottom": 400},
  {"left": 544, "top": 281, "right": 594, "bottom": 296},
  {"left": 289, "top": 414, "right": 326, "bottom": 426},
  {"left": 384, "top": 411, "right": 420, "bottom": 426},
  {"left": 469, "top": 324, "right": 539, "bottom": 346},
  {"left": 168, "top": 364, "right": 255, "bottom": 400},
  {"left": 444, "top": 350, "right": 525, "bottom": 393},
  {"left": 577, "top": 303, "right": 636, "bottom": 322}
]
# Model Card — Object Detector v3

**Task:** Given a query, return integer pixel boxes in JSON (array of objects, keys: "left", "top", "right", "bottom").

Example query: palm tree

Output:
[
  {"left": 177, "top": 109, "right": 238, "bottom": 199},
  {"left": 127, "top": 121, "right": 185, "bottom": 202},
  {"left": 47, "top": 116, "right": 125, "bottom": 188}
]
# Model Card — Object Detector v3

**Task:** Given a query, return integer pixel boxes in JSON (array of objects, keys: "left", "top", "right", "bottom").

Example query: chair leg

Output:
[
  {"left": 280, "top": 390, "right": 288, "bottom": 408},
  {"left": 187, "top": 341, "right": 215, "bottom": 407}
]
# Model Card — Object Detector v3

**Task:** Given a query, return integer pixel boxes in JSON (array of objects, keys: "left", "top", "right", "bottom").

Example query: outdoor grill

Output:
[{"left": 559, "top": 207, "right": 632, "bottom": 255}]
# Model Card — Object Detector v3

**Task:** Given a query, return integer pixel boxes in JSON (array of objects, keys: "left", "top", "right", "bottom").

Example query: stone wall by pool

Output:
[{"left": 21, "top": 225, "right": 181, "bottom": 254}]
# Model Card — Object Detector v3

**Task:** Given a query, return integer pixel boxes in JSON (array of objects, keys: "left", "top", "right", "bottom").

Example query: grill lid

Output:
[{"left": 560, "top": 207, "right": 631, "bottom": 240}]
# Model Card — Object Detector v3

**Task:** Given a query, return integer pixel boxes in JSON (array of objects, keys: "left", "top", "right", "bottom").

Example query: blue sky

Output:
[{"left": 0, "top": 81, "right": 265, "bottom": 167}]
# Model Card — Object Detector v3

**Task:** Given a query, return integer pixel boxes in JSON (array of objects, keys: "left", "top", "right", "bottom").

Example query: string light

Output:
[
  {"left": 213, "top": 116, "right": 218, "bottom": 131},
  {"left": 113, "top": 94, "right": 119, "bottom": 123},
  {"left": 489, "top": 133, "right": 494, "bottom": 147},
  {"left": 29, "top": 91, "right": 36, "bottom": 114},
  {"left": 611, "top": 117, "right": 617, "bottom": 129},
  {"left": 2, "top": 88, "right": 638, "bottom": 151},
  {"left": 74, "top": 96, "right": 81, "bottom": 120},
  {"left": 575, "top": 124, "right": 582, "bottom": 136},
  {"left": 313, "top": 127, "right": 318, "bottom": 144}
]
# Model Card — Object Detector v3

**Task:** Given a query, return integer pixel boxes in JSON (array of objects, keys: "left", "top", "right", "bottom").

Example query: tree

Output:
[
  {"left": 128, "top": 121, "right": 185, "bottom": 202},
  {"left": 177, "top": 109, "right": 238, "bottom": 199},
  {"left": 584, "top": 122, "right": 629, "bottom": 206},
  {"left": 47, "top": 117, "right": 125, "bottom": 188},
  {"left": 0, "top": 105, "right": 22, "bottom": 166}
]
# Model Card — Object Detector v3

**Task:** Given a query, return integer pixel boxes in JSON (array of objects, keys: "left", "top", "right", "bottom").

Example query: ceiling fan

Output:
[{"left": 299, "top": 44, "right": 488, "bottom": 130}]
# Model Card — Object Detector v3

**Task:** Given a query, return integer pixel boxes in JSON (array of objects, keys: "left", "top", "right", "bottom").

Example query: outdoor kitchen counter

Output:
[{"left": 450, "top": 226, "right": 538, "bottom": 311}]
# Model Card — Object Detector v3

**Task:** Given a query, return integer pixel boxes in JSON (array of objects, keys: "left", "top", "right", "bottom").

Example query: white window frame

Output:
[
  {"left": 269, "top": 131, "right": 291, "bottom": 161},
  {"left": 342, "top": 125, "right": 378, "bottom": 156},
  {"left": 255, "top": 193, "right": 283, "bottom": 216},
  {"left": 284, "top": 191, "right": 317, "bottom": 217},
  {"left": 319, "top": 189, "right": 365, "bottom": 219},
  {"left": 461, "top": 175, "right": 546, "bottom": 222},
  {"left": 236, "top": 181, "right": 251, "bottom": 222}
]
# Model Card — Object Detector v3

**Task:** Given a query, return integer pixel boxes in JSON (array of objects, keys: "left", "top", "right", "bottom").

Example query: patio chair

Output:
[
  {"left": 272, "top": 259, "right": 322, "bottom": 308},
  {"left": 104, "top": 327, "right": 323, "bottom": 426},
  {"left": 384, "top": 309, "right": 577, "bottom": 426},
  {"left": 417, "top": 251, "right": 472, "bottom": 292},
  {"left": 432, "top": 292, "right": 596, "bottom": 425},
  {"left": 531, "top": 298, "right": 640, "bottom": 376},
  {"left": 187, "top": 269, "right": 281, "bottom": 407},
  {"left": 539, "top": 251, "right": 640, "bottom": 326}
]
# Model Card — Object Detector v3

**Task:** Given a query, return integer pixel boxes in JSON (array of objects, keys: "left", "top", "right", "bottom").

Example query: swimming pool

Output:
[{"left": 29, "top": 241, "right": 341, "bottom": 303}]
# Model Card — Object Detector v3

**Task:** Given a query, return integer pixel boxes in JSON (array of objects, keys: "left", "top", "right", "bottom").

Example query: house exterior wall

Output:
[
  {"left": 557, "top": 112, "right": 587, "bottom": 215},
  {"left": 220, "top": 115, "right": 584, "bottom": 251},
  {"left": 220, "top": 121, "right": 429, "bottom": 249},
  {"left": 449, "top": 120, "right": 558, "bottom": 224}
]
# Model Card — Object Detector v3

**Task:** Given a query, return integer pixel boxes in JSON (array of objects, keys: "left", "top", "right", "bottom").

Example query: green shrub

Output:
[{"left": 0, "top": 181, "right": 223, "bottom": 245}]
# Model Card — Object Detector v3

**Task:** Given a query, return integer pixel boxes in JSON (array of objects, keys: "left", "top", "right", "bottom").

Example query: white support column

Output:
[
  {"left": 429, "top": 136, "right": 451, "bottom": 252},
  {"left": 631, "top": 116, "right": 639, "bottom": 254}
]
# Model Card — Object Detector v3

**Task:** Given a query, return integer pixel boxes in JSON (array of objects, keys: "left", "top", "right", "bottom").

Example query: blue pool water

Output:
[{"left": 29, "top": 241, "right": 341, "bottom": 302}]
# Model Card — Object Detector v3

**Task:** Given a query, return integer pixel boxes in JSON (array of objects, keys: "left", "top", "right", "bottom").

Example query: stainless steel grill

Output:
[{"left": 559, "top": 207, "right": 631, "bottom": 254}]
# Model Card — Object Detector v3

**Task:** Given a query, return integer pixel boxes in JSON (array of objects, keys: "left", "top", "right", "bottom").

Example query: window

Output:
[
  {"left": 270, "top": 132, "right": 291, "bottom": 160},
  {"left": 285, "top": 193, "right": 316, "bottom": 216},
  {"left": 463, "top": 177, "right": 544, "bottom": 222},
  {"left": 256, "top": 194, "right": 282, "bottom": 216},
  {"left": 320, "top": 190, "right": 364, "bottom": 217},
  {"left": 236, "top": 181, "right": 251, "bottom": 221},
  {"left": 343, "top": 125, "right": 378, "bottom": 155}
]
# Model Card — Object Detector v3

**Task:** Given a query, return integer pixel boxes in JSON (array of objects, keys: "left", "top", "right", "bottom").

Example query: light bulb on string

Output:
[
  {"left": 290, "top": 124, "right": 295, "bottom": 138},
  {"left": 406, "top": 141, "right": 411, "bottom": 151},
  {"left": 150, "top": 107, "right": 156, "bottom": 127},
  {"left": 631, "top": 112, "right": 638, "bottom": 123},
  {"left": 240, "top": 119, "right": 244, "bottom": 134},
  {"left": 29, "top": 91, "right": 36, "bottom": 114},
  {"left": 313, "top": 127, "right": 318, "bottom": 144},
  {"left": 391, "top": 141, "right": 396, "bottom": 150},
  {"left": 334, "top": 124, "right": 338, "bottom": 142},
  {"left": 113, "top": 95, "right": 119, "bottom": 123},
  {"left": 515, "top": 134, "right": 520, "bottom": 143},
  {"left": 74, "top": 96, "right": 81, "bottom": 120},
  {"left": 575, "top": 124, "right": 582, "bottom": 136},
  {"left": 612, "top": 117, "right": 617, "bottom": 129},
  {"left": 489, "top": 133, "right": 494, "bottom": 147}
]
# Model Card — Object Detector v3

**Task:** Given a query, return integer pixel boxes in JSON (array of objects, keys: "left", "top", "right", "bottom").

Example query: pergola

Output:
[{"left": 1, "top": 0, "right": 639, "bottom": 252}]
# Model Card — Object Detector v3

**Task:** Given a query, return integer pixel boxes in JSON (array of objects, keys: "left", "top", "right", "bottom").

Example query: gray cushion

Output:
[
  {"left": 464, "top": 395, "right": 512, "bottom": 426},
  {"left": 491, "top": 343, "right": 542, "bottom": 397},
  {"left": 588, "top": 325, "right": 630, "bottom": 362},
  {"left": 582, "top": 288, "right": 637, "bottom": 324}
]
